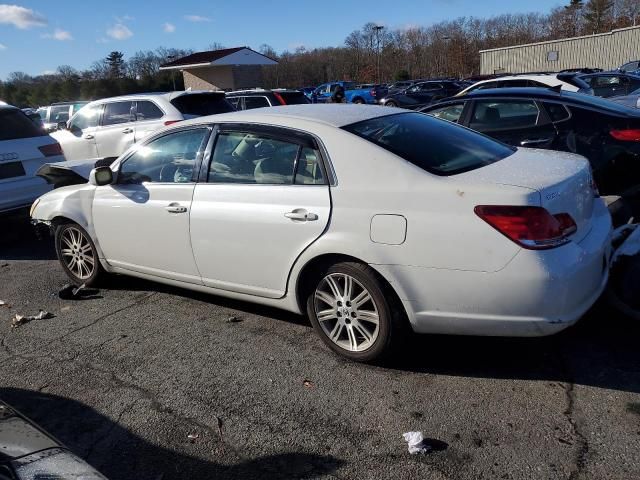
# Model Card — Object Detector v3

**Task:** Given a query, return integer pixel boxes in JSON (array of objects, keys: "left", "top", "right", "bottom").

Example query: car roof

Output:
[
  {"left": 579, "top": 72, "right": 640, "bottom": 79},
  {"left": 86, "top": 90, "right": 224, "bottom": 105},
  {"left": 0, "top": 104, "right": 19, "bottom": 111},
  {"left": 226, "top": 88, "right": 301, "bottom": 95},
  {"left": 183, "top": 104, "right": 403, "bottom": 128}
]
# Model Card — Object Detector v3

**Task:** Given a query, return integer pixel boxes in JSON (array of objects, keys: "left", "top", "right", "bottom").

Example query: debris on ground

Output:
[
  {"left": 403, "top": 431, "right": 430, "bottom": 454},
  {"left": 226, "top": 315, "right": 243, "bottom": 323},
  {"left": 0, "top": 300, "right": 9, "bottom": 308},
  {"left": 187, "top": 432, "right": 199, "bottom": 443},
  {"left": 303, "top": 379, "right": 314, "bottom": 388},
  {"left": 11, "top": 310, "right": 55, "bottom": 329},
  {"left": 0, "top": 263, "right": 8, "bottom": 268}
]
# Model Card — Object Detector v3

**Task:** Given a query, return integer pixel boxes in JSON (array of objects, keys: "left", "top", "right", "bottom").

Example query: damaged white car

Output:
[{"left": 31, "top": 105, "right": 613, "bottom": 362}]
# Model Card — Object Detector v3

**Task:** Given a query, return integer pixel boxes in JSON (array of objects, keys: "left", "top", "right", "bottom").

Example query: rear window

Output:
[
  {"left": 342, "top": 112, "right": 514, "bottom": 176},
  {"left": 170, "top": 93, "right": 235, "bottom": 117},
  {"left": 276, "top": 91, "right": 310, "bottom": 105},
  {"left": 0, "top": 109, "right": 47, "bottom": 141}
]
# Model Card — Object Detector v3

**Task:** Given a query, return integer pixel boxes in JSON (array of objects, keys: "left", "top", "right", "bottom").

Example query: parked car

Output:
[
  {"left": 311, "top": 81, "right": 387, "bottom": 104},
  {"left": 378, "top": 80, "right": 465, "bottom": 109},
  {"left": 617, "top": 60, "right": 640, "bottom": 75},
  {"left": 32, "top": 104, "right": 611, "bottom": 362},
  {"left": 51, "top": 91, "right": 235, "bottom": 162},
  {"left": 387, "top": 80, "right": 421, "bottom": 92},
  {"left": 574, "top": 72, "right": 640, "bottom": 98},
  {"left": 0, "top": 399, "right": 107, "bottom": 479},
  {"left": 457, "top": 74, "right": 591, "bottom": 96},
  {"left": 226, "top": 88, "right": 310, "bottom": 110},
  {"left": 300, "top": 86, "right": 316, "bottom": 100},
  {"left": 21, "top": 108, "right": 44, "bottom": 130},
  {"left": 0, "top": 105, "right": 63, "bottom": 214},
  {"left": 37, "top": 101, "right": 89, "bottom": 132},
  {"left": 421, "top": 87, "right": 640, "bottom": 195}
]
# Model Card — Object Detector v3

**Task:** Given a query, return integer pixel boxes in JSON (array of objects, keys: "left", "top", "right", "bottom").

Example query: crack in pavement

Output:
[{"left": 563, "top": 381, "right": 589, "bottom": 480}]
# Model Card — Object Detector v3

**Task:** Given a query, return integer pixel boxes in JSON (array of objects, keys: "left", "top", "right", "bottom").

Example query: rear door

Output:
[
  {"left": 467, "top": 98, "right": 557, "bottom": 148},
  {"left": 190, "top": 125, "right": 331, "bottom": 298},
  {"left": 94, "top": 101, "right": 136, "bottom": 158}
]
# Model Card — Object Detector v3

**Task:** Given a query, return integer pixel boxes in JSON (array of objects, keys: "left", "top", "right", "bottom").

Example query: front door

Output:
[
  {"left": 52, "top": 103, "right": 103, "bottom": 161},
  {"left": 190, "top": 126, "right": 331, "bottom": 298},
  {"left": 92, "top": 126, "right": 211, "bottom": 284}
]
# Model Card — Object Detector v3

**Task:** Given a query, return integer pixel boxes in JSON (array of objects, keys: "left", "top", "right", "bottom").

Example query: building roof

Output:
[{"left": 159, "top": 47, "right": 277, "bottom": 70}]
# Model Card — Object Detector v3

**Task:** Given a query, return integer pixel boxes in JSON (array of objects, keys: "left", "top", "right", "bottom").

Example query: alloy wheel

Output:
[
  {"left": 60, "top": 226, "right": 95, "bottom": 280},
  {"left": 314, "top": 273, "right": 380, "bottom": 352}
]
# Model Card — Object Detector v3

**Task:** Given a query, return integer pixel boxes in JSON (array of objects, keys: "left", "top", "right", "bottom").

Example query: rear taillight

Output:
[
  {"left": 474, "top": 205, "right": 577, "bottom": 250},
  {"left": 38, "top": 143, "right": 63, "bottom": 157},
  {"left": 164, "top": 120, "right": 181, "bottom": 126},
  {"left": 610, "top": 129, "right": 640, "bottom": 141},
  {"left": 370, "top": 89, "right": 377, "bottom": 98},
  {"left": 273, "top": 91, "right": 286, "bottom": 105}
]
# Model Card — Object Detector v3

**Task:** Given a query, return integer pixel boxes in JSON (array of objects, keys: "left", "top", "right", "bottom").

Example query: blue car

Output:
[{"left": 311, "top": 81, "right": 387, "bottom": 104}]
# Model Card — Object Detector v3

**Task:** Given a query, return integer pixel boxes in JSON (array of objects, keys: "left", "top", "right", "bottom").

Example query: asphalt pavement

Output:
[{"left": 1, "top": 212, "right": 639, "bottom": 480}]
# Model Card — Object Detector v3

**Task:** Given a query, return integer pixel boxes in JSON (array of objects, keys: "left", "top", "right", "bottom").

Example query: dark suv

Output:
[{"left": 226, "top": 89, "right": 310, "bottom": 110}]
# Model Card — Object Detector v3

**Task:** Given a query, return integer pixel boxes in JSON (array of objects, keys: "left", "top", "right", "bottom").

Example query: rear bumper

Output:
[
  {"left": 376, "top": 199, "right": 613, "bottom": 337},
  {"left": 0, "top": 177, "right": 51, "bottom": 214}
]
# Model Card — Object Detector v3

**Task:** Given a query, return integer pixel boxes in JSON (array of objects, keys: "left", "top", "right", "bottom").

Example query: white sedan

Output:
[{"left": 31, "top": 105, "right": 612, "bottom": 362}]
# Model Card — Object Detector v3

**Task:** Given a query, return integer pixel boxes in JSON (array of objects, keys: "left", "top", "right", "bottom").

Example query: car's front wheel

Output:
[
  {"left": 385, "top": 100, "right": 397, "bottom": 107},
  {"left": 55, "top": 222, "right": 104, "bottom": 286},
  {"left": 307, "top": 262, "right": 403, "bottom": 362}
]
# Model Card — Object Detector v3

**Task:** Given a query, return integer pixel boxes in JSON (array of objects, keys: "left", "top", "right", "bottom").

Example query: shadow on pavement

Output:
[
  {"left": 0, "top": 211, "right": 56, "bottom": 261},
  {"left": 0, "top": 388, "right": 344, "bottom": 480}
]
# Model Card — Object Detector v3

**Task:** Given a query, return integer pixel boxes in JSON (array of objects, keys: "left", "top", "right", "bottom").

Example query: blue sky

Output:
[{"left": 0, "top": 0, "right": 563, "bottom": 79}]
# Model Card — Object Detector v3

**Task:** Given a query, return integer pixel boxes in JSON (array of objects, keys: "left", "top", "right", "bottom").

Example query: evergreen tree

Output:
[
  {"left": 106, "top": 51, "right": 125, "bottom": 78},
  {"left": 583, "top": 0, "right": 614, "bottom": 33}
]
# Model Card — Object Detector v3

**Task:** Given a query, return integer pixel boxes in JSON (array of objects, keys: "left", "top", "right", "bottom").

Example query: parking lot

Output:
[{"left": 0, "top": 213, "right": 638, "bottom": 480}]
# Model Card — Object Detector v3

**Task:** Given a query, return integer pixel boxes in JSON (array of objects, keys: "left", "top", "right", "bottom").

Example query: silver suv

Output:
[{"left": 52, "top": 91, "right": 234, "bottom": 162}]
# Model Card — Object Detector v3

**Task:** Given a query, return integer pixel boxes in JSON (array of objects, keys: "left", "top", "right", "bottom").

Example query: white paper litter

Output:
[{"left": 402, "top": 431, "right": 430, "bottom": 454}]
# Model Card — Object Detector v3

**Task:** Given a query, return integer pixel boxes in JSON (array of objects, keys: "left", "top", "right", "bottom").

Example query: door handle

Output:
[
  {"left": 83, "top": 134, "right": 94, "bottom": 140},
  {"left": 165, "top": 203, "right": 188, "bottom": 214},
  {"left": 122, "top": 127, "right": 134, "bottom": 134},
  {"left": 520, "top": 137, "right": 552, "bottom": 147},
  {"left": 285, "top": 209, "right": 318, "bottom": 221}
]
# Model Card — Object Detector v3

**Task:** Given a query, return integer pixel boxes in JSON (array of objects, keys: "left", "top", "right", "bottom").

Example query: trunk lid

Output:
[{"left": 458, "top": 147, "right": 595, "bottom": 242}]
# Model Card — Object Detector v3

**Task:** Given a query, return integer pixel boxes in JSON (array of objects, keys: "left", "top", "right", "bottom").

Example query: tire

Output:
[
  {"left": 306, "top": 261, "right": 405, "bottom": 362},
  {"left": 353, "top": 98, "right": 365, "bottom": 104},
  {"left": 385, "top": 100, "right": 397, "bottom": 108},
  {"left": 55, "top": 222, "right": 104, "bottom": 287}
]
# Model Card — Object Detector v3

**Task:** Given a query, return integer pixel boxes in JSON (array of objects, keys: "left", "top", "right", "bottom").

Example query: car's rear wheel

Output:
[
  {"left": 307, "top": 261, "right": 403, "bottom": 362},
  {"left": 385, "top": 100, "right": 397, "bottom": 107},
  {"left": 55, "top": 222, "right": 104, "bottom": 287},
  {"left": 353, "top": 98, "right": 365, "bottom": 104}
]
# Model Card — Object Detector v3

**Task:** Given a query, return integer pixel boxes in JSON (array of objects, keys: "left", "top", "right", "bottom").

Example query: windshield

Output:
[
  {"left": 342, "top": 112, "right": 515, "bottom": 176},
  {"left": 170, "top": 93, "right": 235, "bottom": 116},
  {"left": 0, "top": 109, "right": 47, "bottom": 141}
]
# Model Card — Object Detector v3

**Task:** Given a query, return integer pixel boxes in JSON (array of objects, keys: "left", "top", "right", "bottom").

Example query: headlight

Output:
[
  {"left": 29, "top": 199, "right": 40, "bottom": 218},
  {"left": 11, "top": 448, "right": 107, "bottom": 480}
]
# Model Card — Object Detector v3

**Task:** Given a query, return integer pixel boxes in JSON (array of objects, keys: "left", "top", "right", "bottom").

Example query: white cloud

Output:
[
  {"left": 0, "top": 43, "right": 6, "bottom": 50},
  {"left": 0, "top": 4, "right": 47, "bottom": 29},
  {"left": 42, "top": 28, "right": 73, "bottom": 41},
  {"left": 184, "top": 14, "right": 211, "bottom": 22},
  {"left": 115, "top": 14, "right": 134, "bottom": 22},
  {"left": 106, "top": 23, "right": 133, "bottom": 40},
  {"left": 41, "top": 69, "right": 55, "bottom": 75},
  {"left": 162, "top": 22, "right": 175, "bottom": 33}
]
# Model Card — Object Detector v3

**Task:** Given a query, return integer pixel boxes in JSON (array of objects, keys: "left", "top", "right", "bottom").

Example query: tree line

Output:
[{"left": 1, "top": 0, "right": 638, "bottom": 108}]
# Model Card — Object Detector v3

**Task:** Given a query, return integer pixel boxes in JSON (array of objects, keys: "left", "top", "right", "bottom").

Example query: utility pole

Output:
[{"left": 374, "top": 25, "right": 384, "bottom": 84}]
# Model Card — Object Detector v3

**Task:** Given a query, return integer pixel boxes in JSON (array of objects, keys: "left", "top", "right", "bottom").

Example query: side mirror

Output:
[{"left": 89, "top": 166, "right": 113, "bottom": 186}]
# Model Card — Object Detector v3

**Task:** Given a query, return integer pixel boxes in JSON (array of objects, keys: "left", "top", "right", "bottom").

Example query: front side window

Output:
[
  {"left": 470, "top": 100, "right": 540, "bottom": 130},
  {"left": 343, "top": 112, "right": 514, "bottom": 176},
  {"left": 243, "top": 96, "right": 271, "bottom": 110},
  {"left": 118, "top": 128, "right": 209, "bottom": 184},
  {"left": 50, "top": 105, "right": 70, "bottom": 124},
  {"left": 135, "top": 101, "right": 163, "bottom": 121},
  {"left": 70, "top": 104, "right": 102, "bottom": 131},
  {"left": 102, "top": 101, "right": 134, "bottom": 126},
  {"left": 425, "top": 103, "right": 465, "bottom": 123}
]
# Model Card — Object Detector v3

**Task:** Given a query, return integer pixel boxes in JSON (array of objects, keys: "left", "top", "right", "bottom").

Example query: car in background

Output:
[
  {"left": 52, "top": 91, "right": 235, "bottom": 162},
  {"left": 0, "top": 398, "right": 107, "bottom": 479},
  {"left": 300, "top": 86, "right": 316, "bottom": 100},
  {"left": 457, "top": 73, "right": 591, "bottom": 96},
  {"left": 609, "top": 87, "right": 640, "bottom": 109},
  {"left": 0, "top": 105, "right": 63, "bottom": 214},
  {"left": 226, "top": 88, "right": 310, "bottom": 110},
  {"left": 37, "top": 101, "right": 89, "bottom": 132},
  {"left": 617, "top": 60, "right": 640, "bottom": 75},
  {"left": 421, "top": 87, "right": 640, "bottom": 195},
  {"left": 387, "top": 80, "right": 421, "bottom": 92},
  {"left": 311, "top": 81, "right": 387, "bottom": 104},
  {"left": 575, "top": 72, "right": 640, "bottom": 98},
  {"left": 32, "top": 104, "right": 611, "bottom": 362},
  {"left": 378, "top": 80, "right": 465, "bottom": 109},
  {"left": 21, "top": 108, "right": 44, "bottom": 130}
]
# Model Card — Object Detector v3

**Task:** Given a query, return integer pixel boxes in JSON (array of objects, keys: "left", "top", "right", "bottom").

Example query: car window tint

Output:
[
  {"left": 0, "top": 109, "right": 47, "bottom": 140},
  {"left": 542, "top": 102, "right": 570, "bottom": 122},
  {"left": 470, "top": 100, "right": 540, "bottom": 130},
  {"left": 170, "top": 94, "right": 235, "bottom": 116},
  {"left": 595, "top": 76, "right": 621, "bottom": 86},
  {"left": 426, "top": 103, "right": 465, "bottom": 123},
  {"left": 103, "top": 101, "right": 134, "bottom": 126},
  {"left": 227, "top": 97, "right": 242, "bottom": 109},
  {"left": 243, "top": 96, "right": 270, "bottom": 109},
  {"left": 209, "top": 131, "right": 299, "bottom": 184},
  {"left": 136, "top": 101, "right": 163, "bottom": 121},
  {"left": 294, "top": 147, "right": 325, "bottom": 185},
  {"left": 475, "top": 81, "right": 498, "bottom": 90},
  {"left": 50, "top": 105, "right": 70, "bottom": 123},
  {"left": 276, "top": 91, "right": 310, "bottom": 105},
  {"left": 500, "top": 79, "right": 529, "bottom": 88},
  {"left": 119, "top": 128, "right": 208, "bottom": 184},
  {"left": 70, "top": 104, "right": 102, "bottom": 130},
  {"left": 343, "top": 112, "right": 514, "bottom": 176}
]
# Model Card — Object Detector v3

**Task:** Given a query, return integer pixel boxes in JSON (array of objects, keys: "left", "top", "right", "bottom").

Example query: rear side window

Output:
[
  {"left": 244, "top": 96, "right": 271, "bottom": 109},
  {"left": 0, "top": 109, "right": 46, "bottom": 140},
  {"left": 425, "top": 103, "right": 465, "bottom": 123},
  {"left": 543, "top": 102, "right": 570, "bottom": 122},
  {"left": 276, "top": 91, "right": 310, "bottom": 105},
  {"left": 170, "top": 94, "right": 235, "bottom": 117},
  {"left": 136, "top": 101, "right": 164, "bottom": 121},
  {"left": 470, "top": 100, "right": 540, "bottom": 130},
  {"left": 343, "top": 112, "right": 514, "bottom": 176}
]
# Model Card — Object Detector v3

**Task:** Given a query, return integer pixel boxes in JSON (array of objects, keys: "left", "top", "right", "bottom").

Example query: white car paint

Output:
[
  {"left": 457, "top": 74, "right": 582, "bottom": 96},
  {"left": 32, "top": 104, "right": 612, "bottom": 337}
]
